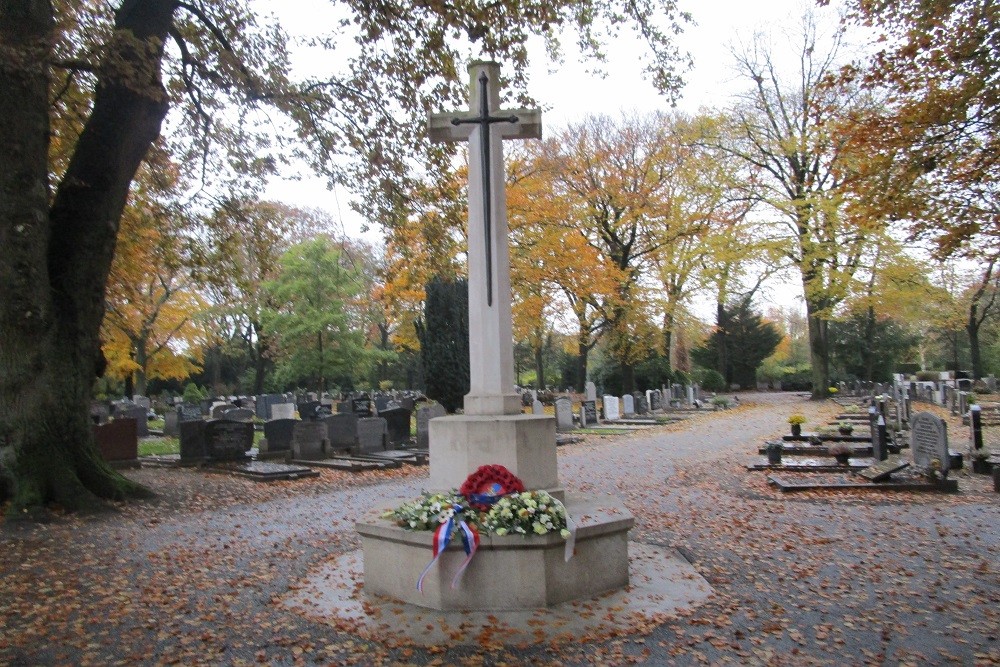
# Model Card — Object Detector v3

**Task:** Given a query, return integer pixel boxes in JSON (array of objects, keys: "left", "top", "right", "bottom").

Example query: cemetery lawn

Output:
[
  {"left": 137, "top": 437, "right": 179, "bottom": 456},
  {"left": 2, "top": 392, "right": 998, "bottom": 665}
]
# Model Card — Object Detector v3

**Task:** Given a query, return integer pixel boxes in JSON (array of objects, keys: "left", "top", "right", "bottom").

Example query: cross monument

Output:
[{"left": 429, "top": 61, "right": 541, "bottom": 417}]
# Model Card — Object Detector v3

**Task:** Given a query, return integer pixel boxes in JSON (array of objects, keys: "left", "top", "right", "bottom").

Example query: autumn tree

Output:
[
  {"left": 0, "top": 0, "right": 690, "bottom": 513},
  {"left": 721, "top": 10, "right": 877, "bottom": 398}
]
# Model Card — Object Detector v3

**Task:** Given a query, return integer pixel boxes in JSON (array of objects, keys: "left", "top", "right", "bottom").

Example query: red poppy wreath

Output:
[{"left": 460, "top": 464, "right": 525, "bottom": 510}]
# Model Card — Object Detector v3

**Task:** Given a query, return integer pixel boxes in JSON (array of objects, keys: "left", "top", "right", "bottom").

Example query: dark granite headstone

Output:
[
  {"left": 355, "top": 417, "right": 387, "bottom": 454},
  {"left": 93, "top": 418, "right": 138, "bottom": 464},
  {"left": 297, "top": 401, "right": 322, "bottom": 420},
  {"left": 381, "top": 406, "right": 412, "bottom": 445},
  {"left": 582, "top": 400, "right": 598, "bottom": 426},
  {"left": 204, "top": 419, "right": 254, "bottom": 461},
  {"left": 116, "top": 405, "right": 149, "bottom": 437},
  {"left": 324, "top": 412, "right": 359, "bottom": 451},
  {"left": 179, "top": 404, "right": 203, "bottom": 422},
  {"left": 179, "top": 420, "right": 208, "bottom": 464},
  {"left": 90, "top": 402, "right": 110, "bottom": 425},
  {"left": 352, "top": 396, "right": 373, "bottom": 418},
  {"left": 224, "top": 407, "right": 254, "bottom": 423},
  {"left": 649, "top": 391, "right": 662, "bottom": 412},
  {"left": 211, "top": 403, "right": 233, "bottom": 419},
  {"left": 163, "top": 410, "right": 180, "bottom": 437},
  {"left": 292, "top": 421, "right": 327, "bottom": 460},
  {"left": 263, "top": 418, "right": 297, "bottom": 452},
  {"left": 634, "top": 393, "right": 649, "bottom": 415}
]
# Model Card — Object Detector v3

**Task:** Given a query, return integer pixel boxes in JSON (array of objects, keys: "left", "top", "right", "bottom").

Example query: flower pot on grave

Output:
[
  {"left": 838, "top": 427, "right": 853, "bottom": 436},
  {"left": 834, "top": 453, "right": 850, "bottom": 465},
  {"left": 766, "top": 442, "right": 783, "bottom": 465},
  {"left": 791, "top": 424, "right": 802, "bottom": 438},
  {"left": 972, "top": 457, "right": 990, "bottom": 474}
]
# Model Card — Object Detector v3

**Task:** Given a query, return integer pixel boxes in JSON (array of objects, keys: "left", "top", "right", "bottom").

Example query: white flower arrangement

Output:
[
  {"left": 382, "top": 491, "right": 478, "bottom": 531},
  {"left": 480, "top": 490, "right": 571, "bottom": 539}
]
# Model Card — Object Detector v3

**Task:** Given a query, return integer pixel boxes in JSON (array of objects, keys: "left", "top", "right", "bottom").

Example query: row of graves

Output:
[
  {"left": 91, "top": 391, "right": 436, "bottom": 483},
  {"left": 750, "top": 389, "right": 1000, "bottom": 493},
  {"left": 524, "top": 381, "right": 705, "bottom": 441}
]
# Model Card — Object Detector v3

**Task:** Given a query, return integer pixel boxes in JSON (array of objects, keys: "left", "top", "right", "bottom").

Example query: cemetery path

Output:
[{"left": 2, "top": 391, "right": 999, "bottom": 666}]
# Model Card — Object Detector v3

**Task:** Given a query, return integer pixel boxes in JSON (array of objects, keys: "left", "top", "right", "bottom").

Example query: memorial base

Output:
[
  {"left": 428, "top": 414, "right": 558, "bottom": 492},
  {"left": 357, "top": 493, "right": 633, "bottom": 611}
]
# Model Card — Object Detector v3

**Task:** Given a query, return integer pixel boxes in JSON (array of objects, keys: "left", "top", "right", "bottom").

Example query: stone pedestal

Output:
[
  {"left": 358, "top": 493, "right": 632, "bottom": 610},
  {"left": 428, "top": 414, "right": 558, "bottom": 493}
]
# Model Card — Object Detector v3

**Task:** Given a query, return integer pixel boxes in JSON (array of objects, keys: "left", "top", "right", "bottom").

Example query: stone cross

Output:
[{"left": 429, "top": 61, "right": 541, "bottom": 416}]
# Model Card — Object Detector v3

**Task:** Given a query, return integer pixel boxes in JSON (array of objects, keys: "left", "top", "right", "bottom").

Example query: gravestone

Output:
[
  {"left": 650, "top": 390, "right": 662, "bottom": 412},
  {"left": 211, "top": 402, "right": 232, "bottom": 419},
  {"left": 532, "top": 399, "right": 544, "bottom": 415},
  {"left": 270, "top": 403, "right": 296, "bottom": 420},
  {"left": 381, "top": 406, "right": 413, "bottom": 445},
  {"left": 325, "top": 412, "right": 359, "bottom": 451},
  {"left": 634, "top": 392, "right": 648, "bottom": 416},
  {"left": 910, "top": 411, "right": 950, "bottom": 476},
  {"left": 90, "top": 401, "right": 110, "bottom": 425},
  {"left": 132, "top": 395, "right": 151, "bottom": 410},
  {"left": 585, "top": 381, "right": 597, "bottom": 402},
  {"left": 356, "top": 417, "right": 388, "bottom": 454},
  {"left": 292, "top": 421, "right": 328, "bottom": 461},
  {"left": 297, "top": 400, "right": 322, "bottom": 420},
  {"left": 603, "top": 395, "right": 620, "bottom": 421},
  {"left": 621, "top": 394, "right": 635, "bottom": 418},
  {"left": 199, "top": 398, "right": 213, "bottom": 416},
  {"left": 581, "top": 399, "right": 598, "bottom": 427},
  {"left": 416, "top": 403, "right": 446, "bottom": 449},
  {"left": 179, "top": 420, "right": 207, "bottom": 464},
  {"left": 262, "top": 418, "right": 297, "bottom": 454},
  {"left": 352, "top": 395, "right": 373, "bottom": 418},
  {"left": 93, "top": 418, "right": 138, "bottom": 465},
  {"left": 204, "top": 419, "right": 254, "bottom": 462},
  {"left": 179, "top": 403, "right": 202, "bottom": 422},
  {"left": 224, "top": 407, "right": 254, "bottom": 423},
  {"left": 163, "top": 410, "right": 180, "bottom": 437},
  {"left": 117, "top": 405, "right": 149, "bottom": 437},
  {"left": 554, "top": 397, "right": 574, "bottom": 432}
]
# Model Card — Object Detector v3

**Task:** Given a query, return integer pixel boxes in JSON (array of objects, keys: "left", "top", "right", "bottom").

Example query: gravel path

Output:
[{"left": 1, "top": 391, "right": 998, "bottom": 666}]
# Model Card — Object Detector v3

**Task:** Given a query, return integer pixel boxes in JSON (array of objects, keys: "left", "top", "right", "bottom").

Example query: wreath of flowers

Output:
[
  {"left": 481, "top": 490, "right": 571, "bottom": 538},
  {"left": 459, "top": 464, "right": 525, "bottom": 510}
]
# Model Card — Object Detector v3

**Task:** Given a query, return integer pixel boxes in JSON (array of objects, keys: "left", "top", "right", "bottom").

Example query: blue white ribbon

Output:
[{"left": 416, "top": 505, "right": 480, "bottom": 592}]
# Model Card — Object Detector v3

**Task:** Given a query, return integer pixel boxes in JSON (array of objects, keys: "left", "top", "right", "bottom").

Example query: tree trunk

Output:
[
  {"left": 862, "top": 305, "right": 876, "bottom": 382},
  {"left": 806, "top": 308, "right": 830, "bottom": 399},
  {"left": 0, "top": 0, "right": 175, "bottom": 514},
  {"left": 968, "top": 303, "right": 982, "bottom": 380},
  {"left": 534, "top": 341, "right": 545, "bottom": 391},
  {"left": 621, "top": 363, "right": 635, "bottom": 394}
]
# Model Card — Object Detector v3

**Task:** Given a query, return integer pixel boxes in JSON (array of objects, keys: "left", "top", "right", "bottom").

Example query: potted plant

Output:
[
  {"left": 788, "top": 414, "right": 806, "bottom": 437},
  {"left": 837, "top": 421, "right": 854, "bottom": 436},
  {"left": 971, "top": 449, "right": 991, "bottom": 474},
  {"left": 766, "top": 441, "right": 783, "bottom": 465},
  {"left": 828, "top": 442, "right": 852, "bottom": 465}
]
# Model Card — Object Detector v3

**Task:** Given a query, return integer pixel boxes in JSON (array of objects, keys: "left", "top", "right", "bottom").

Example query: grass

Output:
[{"left": 139, "top": 437, "right": 179, "bottom": 456}]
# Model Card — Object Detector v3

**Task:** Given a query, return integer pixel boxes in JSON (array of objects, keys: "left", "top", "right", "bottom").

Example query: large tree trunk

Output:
[
  {"left": 806, "top": 308, "right": 830, "bottom": 400},
  {"left": 0, "top": 0, "right": 175, "bottom": 515},
  {"left": 534, "top": 339, "right": 545, "bottom": 390}
]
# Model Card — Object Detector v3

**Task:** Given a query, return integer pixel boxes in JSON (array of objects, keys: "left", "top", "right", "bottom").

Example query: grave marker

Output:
[
  {"left": 603, "top": 395, "right": 620, "bottom": 421},
  {"left": 910, "top": 411, "right": 950, "bottom": 476},
  {"left": 555, "top": 397, "right": 574, "bottom": 432},
  {"left": 581, "top": 399, "right": 598, "bottom": 426},
  {"left": 204, "top": 419, "right": 254, "bottom": 461}
]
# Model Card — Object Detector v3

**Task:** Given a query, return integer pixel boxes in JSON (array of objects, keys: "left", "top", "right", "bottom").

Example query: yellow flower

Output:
[{"left": 532, "top": 522, "right": 547, "bottom": 534}]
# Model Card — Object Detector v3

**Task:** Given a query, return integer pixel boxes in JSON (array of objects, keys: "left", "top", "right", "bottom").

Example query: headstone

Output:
[
  {"left": 271, "top": 403, "right": 296, "bottom": 420},
  {"left": 603, "top": 395, "right": 620, "bottom": 421},
  {"left": 416, "top": 404, "right": 446, "bottom": 449},
  {"left": 211, "top": 402, "right": 232, "bottom": 419},
  {"left": 224, "top": 407, "right": 254, "bottom": 423},
  {"left": 910, "top": 411, "right": 950, "bottom": 476},
  {"left": 93, "top": 418, "right": 138, "bottom": 464},
  {"left": 356, "top": 417, "right": 388, "bottom": 454},
  {"left": 179, "top": 420, "right": 207, "bottom": 464},
  {"left": 634, "top": 392, "right": 648, "bottom": 415},
  {"left": 381, "top": 406, "right": 413, "bottom": 445},
  {"left": 297, "top": 400, "right": 322, "bottom": 420},
  {"left": 532, "top": 400, "right": 544, "bottom": 415},
  {"left": 263, "top": 418, "right": 297, "bottom": 453},
  {"left": 325, "top": 412, "right": 359, "bottom": 451},
  {"left": 686, "top": 385, "right": 695, "bottom": 406},
  {"left": 585, "top": 382, "right": 597, "bottom": 402},
  {"left": 581, "top": 400, "right": 598, "bottom": 427},
  {"left": 89, "top": 401, "right": 110, "bottom": 425},
  {"left": 204, "top": 419, "right": 254, "bottom": 462},
  {"left": 163, "top": 410, "right": 180, "bottom": 437},
  {"left": 352, "top": 396, "right": 373, "bottom": 418},
  {"left": 178, "top": 403, "right": 203, "bottom": 422},
  {"left": 132, "top": 395, "right": 151, "bottom": 410},
  {"left": 199, "top": 398, "right": 213, "bottom": 416},
  {"left": 554, "top": 397, "right": 574, "bottom": 432},
  {"left": 117, "top": 405, "right": 149, "bottom": 437},
  {"left": 292, "top": 421, "right": 328, "bottom": 461},
  {"left": 650, "top": 390, "right": 662, "bottom": 412},
  {"left": 622, "top": 394, "right": 635, "bottom": 418}
]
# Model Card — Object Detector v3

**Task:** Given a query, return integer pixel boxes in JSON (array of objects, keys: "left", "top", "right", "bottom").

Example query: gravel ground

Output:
[{"left": 1, "top": 391, "right": 998, "bottom": 666}]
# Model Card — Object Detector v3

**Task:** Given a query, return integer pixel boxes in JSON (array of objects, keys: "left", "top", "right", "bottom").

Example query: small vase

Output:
[
  {"left": 839, "top": 428, "right": 852, "bottom": 436},
  {"left": 766, "top": 443, "right": 783, "bottom": 465},
  {"left": 791, "top": 424, "right": 802, "bottom": 437},
  {"left": 835, "top": 453, "right": 850, "bottom": 465},
  {"left": 972, "top": 457, "right": 990, "bottom": 474}
]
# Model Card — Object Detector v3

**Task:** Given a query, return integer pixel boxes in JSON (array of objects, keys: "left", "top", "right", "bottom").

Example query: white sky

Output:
[{"left": 264, "top": 0, "right": 853, "bottom": 313}]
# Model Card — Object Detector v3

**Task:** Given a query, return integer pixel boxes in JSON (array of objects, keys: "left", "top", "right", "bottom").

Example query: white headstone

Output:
[
  {"left": 622, "top": 394, "right": 635, "bottom": 417},
  {"left": 532, "top": 400, "right": 544, "bottom": 415},
  {"left": 603, "top": 395, "right": 620, "bottom": 421},
  {"left": 429, "top": 60, "right": 542, "bottom": 417},
  {"left": 585, "top": 381, "right": 597, "bottom": 402},
  {"left": 686, "top": 386, "right": 695, "bottom": 406},
  {"left": 555, "top": 397, "right": 574, "bottom": 432}
]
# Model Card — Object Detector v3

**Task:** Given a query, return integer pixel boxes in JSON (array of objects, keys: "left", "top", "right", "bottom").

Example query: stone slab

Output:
[
  {"left": 292, "top": 457, "right": 397, "bottom": 472},
  {"left": 207, "top": 461, "right": 320, "bottom": 482},
  {"left": 281, "top": 542, "right": 712, "bottom": 648},
  {"left": 767, "top": 473, "right": 958, "bottom": 493},
  {"left": 746, "top": 457, "right": 873, "bottom": 472}
]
